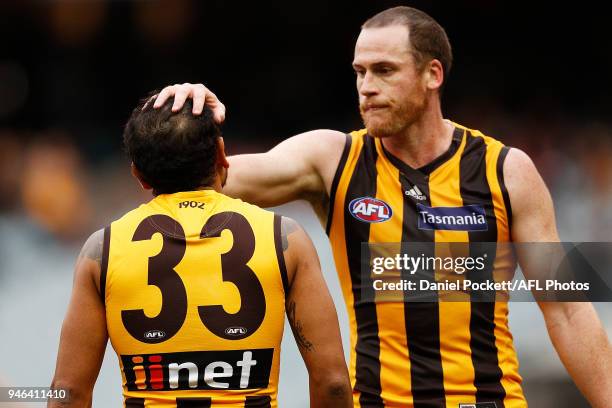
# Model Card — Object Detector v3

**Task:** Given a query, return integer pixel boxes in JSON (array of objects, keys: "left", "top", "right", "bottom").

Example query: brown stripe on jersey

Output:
[
  {"left": 399, "top": 171, "right": 446, "bottom": 407},
  {"left": 496, "top": 146, "right": 513, "bottom": 231},
  {"left": 124, "top": 397, "right": 144, "bottom": 408},
  {"left": 459, "top": 134, "right": 506, "bottom": 406},
  {"left": 273, "top": 214, "right": 290, "bottom": 294},
  {"left": 344, "top": 134, "right": 384, "bottom": 406},
  {"left": 176, "top": 397, "right": 212, "bottom": 407},
  {"left": 245, "top": 395, "right": 272, "bottom": 407},
  {"left": 100, "top": 225, "right": 111, "bottom": 303},
  {"left": 326, "top": 134, "right": 352, "bottom": 235}
]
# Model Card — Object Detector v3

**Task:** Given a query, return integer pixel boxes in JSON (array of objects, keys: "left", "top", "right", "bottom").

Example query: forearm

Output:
[
  {"left": 309, "top": 374, "right": 352, "bottom": 408},
  {"left": 544, "top": 303, "right": 612, "bottom": 407}
]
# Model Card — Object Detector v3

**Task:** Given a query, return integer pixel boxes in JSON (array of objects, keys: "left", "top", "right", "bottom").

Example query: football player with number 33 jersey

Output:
[{"left": 49, "top": 94, "right": 352, "bottom": 408}]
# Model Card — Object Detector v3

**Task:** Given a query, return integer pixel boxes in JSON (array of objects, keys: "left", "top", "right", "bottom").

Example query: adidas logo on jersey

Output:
[{"left": 405, "top": 185, "right": 426, "bottom": 200}]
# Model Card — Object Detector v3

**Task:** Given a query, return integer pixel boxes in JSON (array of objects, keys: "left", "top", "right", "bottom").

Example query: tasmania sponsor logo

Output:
[
  {"left": 349, "top": 197, "right": 392, "bottom": 223},
  {"left": 121, "top": 349, "right": 274, "bottom": 391},
  {"left": 417, "top": 203, "right": 488, "bottom": 231}
]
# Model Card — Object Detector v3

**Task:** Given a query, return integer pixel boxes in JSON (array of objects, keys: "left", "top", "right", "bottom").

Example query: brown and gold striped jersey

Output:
[
  {"left": 327, "top": 123, "right": 526, "bottom": 408},
  {"left": 101, "top": 190, "right": 288, "bottom": 407}
]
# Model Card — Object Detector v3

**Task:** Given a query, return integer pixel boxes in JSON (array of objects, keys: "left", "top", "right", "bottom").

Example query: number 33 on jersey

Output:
[{"left": 101, "top": 190, "right": 288, "bottom": 407}]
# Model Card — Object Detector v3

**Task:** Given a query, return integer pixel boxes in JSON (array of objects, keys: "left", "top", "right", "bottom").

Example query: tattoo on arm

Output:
[
  {"left": 78, "top": 229, "right": 105, "bottom": 264},
  {"left": 287, "top": 300, "right": 315, "bottom": 352},
  {"left": 281, "top": 216, "right": 300, "bottom": 252}
]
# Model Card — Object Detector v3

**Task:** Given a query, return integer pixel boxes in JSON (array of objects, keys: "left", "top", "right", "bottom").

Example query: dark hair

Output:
[
  {"left": 123, "top": 91, "right": 221, "bottom": 194},
  {"left": 363, "top": 6, "right": 452, "bottom": 80}
]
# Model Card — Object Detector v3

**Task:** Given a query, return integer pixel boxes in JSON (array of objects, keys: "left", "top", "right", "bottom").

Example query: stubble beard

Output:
[{"left": 360, "top": 98, "right": 426, "bottom": 139}]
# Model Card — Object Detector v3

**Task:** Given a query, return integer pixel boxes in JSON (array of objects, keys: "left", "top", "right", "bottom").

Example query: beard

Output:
[{"left": 360, "top": 95, "right": 427, "bottom": 138}]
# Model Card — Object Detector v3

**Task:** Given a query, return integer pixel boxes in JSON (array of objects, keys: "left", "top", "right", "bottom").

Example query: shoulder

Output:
[
  {"left": 449, "top": 122, "right": 538, "bottom": 191},
  {"left": 78, "top": 228, "right": 106, "bottom": 263},
  {"left": 503, "top": 147, "right": 553, "bottom": 216},
  {"left": 502, "top": 148, "right": 558, "bottom": 241},
  {"left": 278, "top": 215, "right": 310, "bottom": 286},
  {"left": 504, "top": 147, "right": 533, "bottom": 166},
  {"left": 76, "top": 228, "right": 107, "bottom": 294},
  {"left": 503, "top": 147, "right": 540, "bottom": 188},
  {"left": 280, "top": 216, "right": 302, "bottom": 246},
  {"left": 278, "top": 215, "right": 310, "bottom": 255},
  {"left": 455, "top": 122, "right": 505, "bottom": 149}
]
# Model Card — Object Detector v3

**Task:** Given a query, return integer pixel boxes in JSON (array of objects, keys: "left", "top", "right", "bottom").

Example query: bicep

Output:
[
  {"left": 223, "top": 129, "right": 346, "bottom": 207},
  {"left": 51, "top": 232, "right": 108, "bottom": 400},
  {"left": 225, "top": 151, "right": 310, "bottom": 206}
]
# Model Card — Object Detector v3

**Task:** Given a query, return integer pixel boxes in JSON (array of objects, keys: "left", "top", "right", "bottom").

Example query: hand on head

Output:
[{"left": 149, "top": 83, "right": 226, "bottom": 123}]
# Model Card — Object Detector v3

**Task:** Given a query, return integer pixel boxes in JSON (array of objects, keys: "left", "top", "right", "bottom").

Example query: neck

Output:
[
  {"left": 200, "top": 176, "right": 223, "bottom": 193},
  {"left": 381, "top": 101, "right": 454, "bottom": 169},
  {"left": 210, "top": 179, "right": 223, "bottom": 193},
  {"left": 151, "top": 176, "right": 223, "bottom": 197}
]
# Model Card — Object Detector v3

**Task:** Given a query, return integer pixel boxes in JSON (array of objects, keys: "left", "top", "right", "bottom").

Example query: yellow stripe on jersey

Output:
[{"left": 102, "top": 190, "right": 285, "bottom": 407}]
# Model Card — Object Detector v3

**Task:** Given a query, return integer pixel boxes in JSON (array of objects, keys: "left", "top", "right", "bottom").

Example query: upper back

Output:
[{"left": 102, "top": 190, "right": 287, "bottom": 406}]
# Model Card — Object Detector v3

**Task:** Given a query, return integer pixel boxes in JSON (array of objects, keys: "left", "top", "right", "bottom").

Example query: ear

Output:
[
  {"left": 424, "top": 59, "right": 444, "bottom": 91},
  {"left": 131, "top": 163, "right": 152, "bottom": 190},
  {"left": 216, "top": 137, "right": 230, "bottom": 169}
]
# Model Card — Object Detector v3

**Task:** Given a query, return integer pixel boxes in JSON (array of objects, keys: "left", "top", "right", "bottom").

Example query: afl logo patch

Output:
[
  {"left": 144, "top": 330, "right": 166, "bottom": 340},
  {"left": 225, "top": 326, "right": 247, "bottom": 336},
  {"left": 349, "top": 197, "right": 392, "bottom": 223}
]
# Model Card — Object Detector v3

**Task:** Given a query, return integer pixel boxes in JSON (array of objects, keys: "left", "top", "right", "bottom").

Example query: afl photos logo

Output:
[{"left": 349, "top": 197, "right": 393, "bottom": 223}]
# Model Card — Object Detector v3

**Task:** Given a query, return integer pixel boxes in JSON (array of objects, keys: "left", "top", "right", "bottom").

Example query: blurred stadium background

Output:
[{"left": 0, "top": 1, "right": 610, "bottom": 406}]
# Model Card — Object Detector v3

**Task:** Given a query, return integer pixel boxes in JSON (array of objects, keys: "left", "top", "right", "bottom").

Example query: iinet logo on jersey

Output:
[{"left": 121, "top": 349, "right": 274, "bottom": 391}]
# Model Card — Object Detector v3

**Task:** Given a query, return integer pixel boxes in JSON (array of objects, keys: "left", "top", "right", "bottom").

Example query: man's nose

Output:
[{"left": 359, "top": 71, "right": 379, "bottom": 96}]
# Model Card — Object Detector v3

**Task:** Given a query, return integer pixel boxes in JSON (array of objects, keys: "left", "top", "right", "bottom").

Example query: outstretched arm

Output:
[
  {"left": 153, "top": 83, "right": 347, "bottom": 221},
  {"left": 49, "top": 230, "right": 108, "bottom": 407},
  {"left": 281, "top": 217, "right": 352, "bottom": 407},
  {"left": 225, "top": 130, "right": 345, "bottom": 209},
  {"left": 506, "top": 148, "right": 612, "bottom": 408}
]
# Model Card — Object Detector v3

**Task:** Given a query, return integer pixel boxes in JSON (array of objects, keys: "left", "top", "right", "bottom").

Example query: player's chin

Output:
[{"left": 364, "top": 118, "right": 395, "bottom": 138}]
